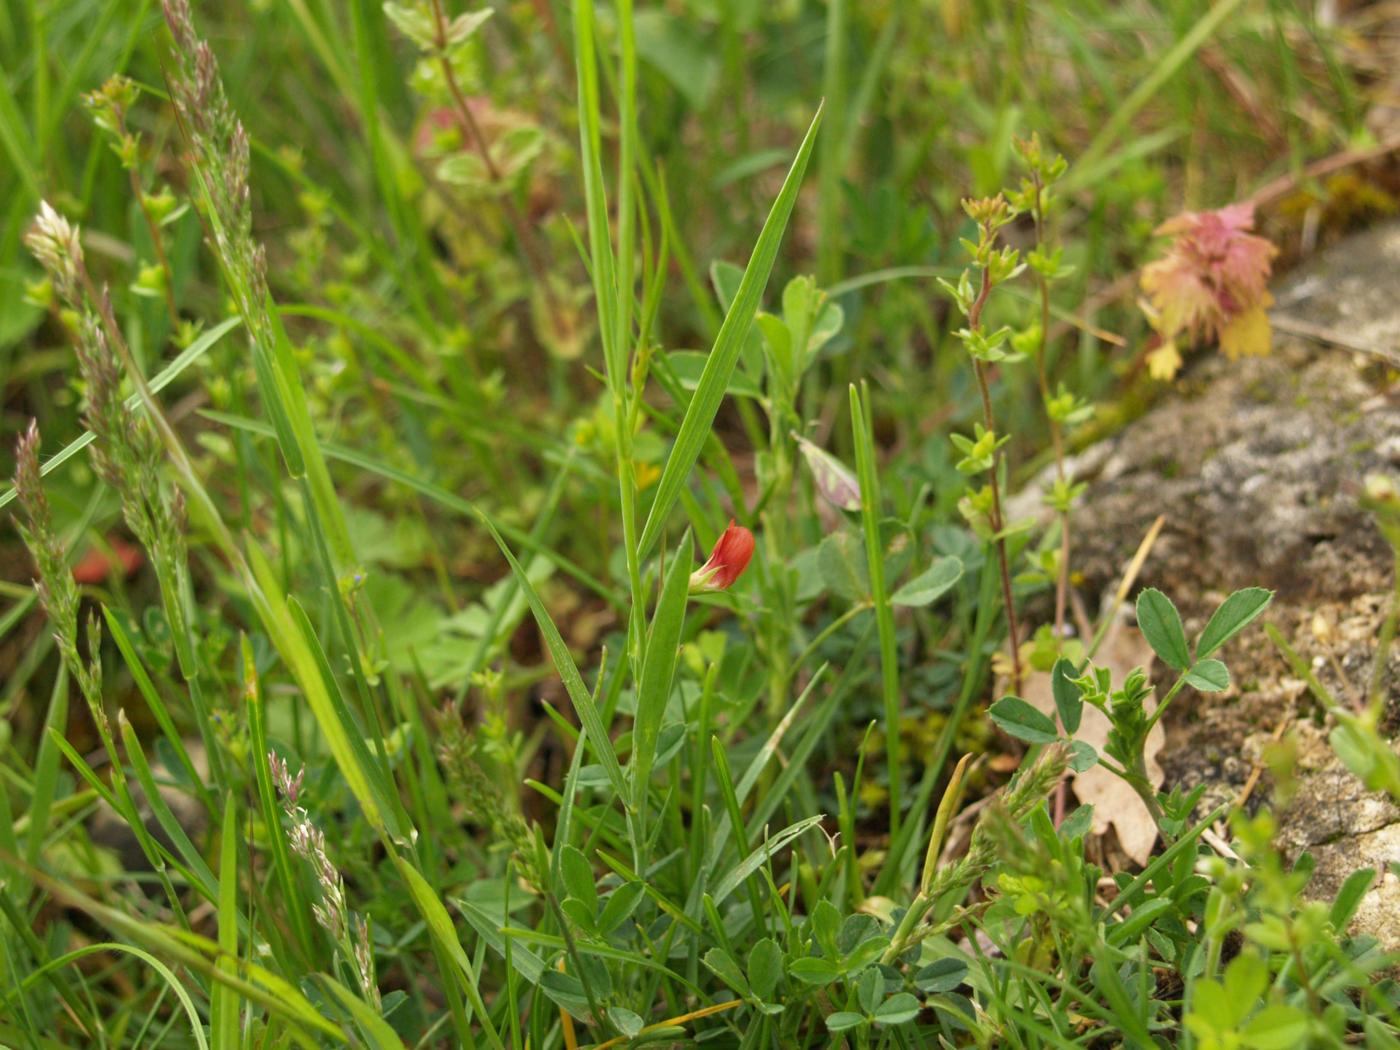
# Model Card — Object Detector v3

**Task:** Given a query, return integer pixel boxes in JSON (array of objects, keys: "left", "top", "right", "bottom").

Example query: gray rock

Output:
[{"left": 1049, "top": 222, "right": 1400, "bottom": 945}]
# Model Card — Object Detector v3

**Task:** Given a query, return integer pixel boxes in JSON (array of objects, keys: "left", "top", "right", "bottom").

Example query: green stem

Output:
[
  {"left": 785, "top": 602, "right": 872, "bottom": 687},
  {"left": 964, "top": 256, "right": 1022, "bottom": 692},
  {"left": 1030, "top": 173, "right": 1072, "bottom": 641},
  {"left": 972, "top": 357, "right": 1022, "bottom": 692}
]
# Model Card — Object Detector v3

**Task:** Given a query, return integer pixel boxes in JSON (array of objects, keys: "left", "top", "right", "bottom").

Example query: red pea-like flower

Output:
[{"left": 690, "top": 520, "right": 755, "bottom": 593}]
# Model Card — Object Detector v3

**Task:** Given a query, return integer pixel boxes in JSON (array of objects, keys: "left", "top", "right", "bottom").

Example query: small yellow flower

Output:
[
  {"left": 1146, "top": 341, "right": 1183, "bottom": 381},
  {"left": 634, "top": 460, "right": 660, "bottom": 490}
]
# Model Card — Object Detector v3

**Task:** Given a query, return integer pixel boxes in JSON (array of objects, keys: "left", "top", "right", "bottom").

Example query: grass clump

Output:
[{"left": 2, "top": 1, "right": 1400, "bottom": 1048}]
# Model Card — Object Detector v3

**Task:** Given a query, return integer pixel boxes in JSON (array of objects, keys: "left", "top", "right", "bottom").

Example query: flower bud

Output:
[{"left": 689, "top": 520, "right": 755, "bottom": 593}]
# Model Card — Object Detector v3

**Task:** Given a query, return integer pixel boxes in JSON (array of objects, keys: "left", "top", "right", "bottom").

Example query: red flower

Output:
[
  {"left": 72, "top": 536, "right": 143, "bottom": 585},
  {"left": 690, "top": 520, "right": 755, "bottom": 593}
]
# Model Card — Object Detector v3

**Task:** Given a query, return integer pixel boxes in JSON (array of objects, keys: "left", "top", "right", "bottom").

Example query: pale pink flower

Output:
[{"left": 1140, "top": 203, "right": 1279, "bottom": 377}]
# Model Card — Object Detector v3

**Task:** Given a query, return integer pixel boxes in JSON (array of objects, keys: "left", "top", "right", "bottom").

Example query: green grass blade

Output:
[
  {"left": 317, "top": 976, "right": 410, "bottom": 1049},
  {"left": 849, "top": 382, "right": 902, "bottom": 838},
  {"left": 478, "top": 517, "right": 628, "bottom": 804},
  {"left": 0, "top": 63, "right": 39, "bottom": 200},
  {"left": 392, "top": 853, "right": 505, "bottom": 1050},
  {"left": 1, "top": 943, "right": 210, "bottom": 1050},
  {"left": 0, "top": 316, "right": 243, "bottom": 510},
  {"left": 117, "top": 714, "right": 219, "bottom": 902},
  {"left": 212, "top": 793, "right": 238, "bottom": 1050},
  {"left": 630, "top": 535, "right": 691, "bottom": 818},
  {"left": 817, "top": 0, "right": 846, "bottom": 284},
  {"left": 711, "top": 815, "right": 826, "bottom": 906},
  {"left": 103, "top": 607, "right": 210, "bottom": 811},
  {"left": 5, "top": 859, "right": 341, "bottom": 1044},
  {"left": 1073, "top": 0, "right": 1246, "bottom": 180},
  {"left": 284, "top": 595, "right": 402, "bottom": 826},
  {"left": 200, "top": 409, "right": 622, "bottom": 608},
  {"left": 636, "top": 103, "right": 823, "bottom": 559},
  {"left": 572, "top": 0, "right": 621, "bottom": 386},
  {"left": 243, "top": 634, "right": 316, "bottom": 961},
  {"left": 24, "top": 667, "right": 67, "bottom": 867},
  {"left": 243, "top": 542, "right": 394, "bottom": 838}
]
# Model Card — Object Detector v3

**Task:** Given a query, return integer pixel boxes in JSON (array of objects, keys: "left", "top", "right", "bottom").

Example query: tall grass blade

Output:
[{"left": 637, "top": 104, "right": 823, "bottom": 558}]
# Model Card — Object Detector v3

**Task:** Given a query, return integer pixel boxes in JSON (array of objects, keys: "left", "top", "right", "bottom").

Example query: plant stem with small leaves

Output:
[{"left": 967, "top": 267, "right": 1022, "bottom": 692}]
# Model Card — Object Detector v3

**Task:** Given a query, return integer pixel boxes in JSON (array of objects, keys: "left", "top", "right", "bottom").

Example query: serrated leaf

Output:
[
  {"left": 1136, "top": 588, "right": 1190, "bottom": 670},
  {"left": 1196, "top": 587, "right": 1274, "bottom": 658},
  {"left": 990, "top": 696, "right": 1060, "bottom": 744}
]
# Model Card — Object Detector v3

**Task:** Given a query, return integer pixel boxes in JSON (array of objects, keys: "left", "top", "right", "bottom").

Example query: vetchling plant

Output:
[{"left": 3, "top": 0, "right": 1399, "bottom": 1047}]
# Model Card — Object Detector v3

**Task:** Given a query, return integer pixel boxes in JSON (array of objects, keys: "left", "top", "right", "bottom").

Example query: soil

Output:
[{"left": 1051, "top": 221, "right": 1400, "bottom": 946}]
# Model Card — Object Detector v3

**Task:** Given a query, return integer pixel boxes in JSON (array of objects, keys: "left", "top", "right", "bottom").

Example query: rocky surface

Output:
[{"left": 1059, "top": 223, "right": 1400, "bottom": 945}]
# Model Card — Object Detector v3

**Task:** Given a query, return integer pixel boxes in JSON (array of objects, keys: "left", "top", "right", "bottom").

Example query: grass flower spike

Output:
[
  {"left": 689, "top": 520, "right": 755, "bottom": 593},
  {"left": 1139, "top": 202, "right": 1278, "bottom": 379}
]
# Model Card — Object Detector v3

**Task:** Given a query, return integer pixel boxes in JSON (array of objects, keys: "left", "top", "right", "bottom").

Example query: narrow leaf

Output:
[
  {"left": 891, "top": 556, "right": 963, "bottom": 607},
  {"left": 1196, "top": 587, "right": 1274, "bottom": 659},
  {"left": 211, "top": 794, "right": 238, "bottom": 1050},
  {"left": 1330, "top": 867, "right": 1376, "bottom": 930},
  {"left": 1051, "top": 657, "right": 1082, "bottom": 734},
  {"left": 638, "top": 103, "right": 823, "bottom": 557},
  {"left": 712, "top": 815, "right": 825, "bottom": 905},
  {"left": 478, "top": 518, "right": 628, "bottom": 803},
  {"left": 393, "top": 855, "right": 505, "bottom": 1050},
  {"left": 630, "top": 535, "right": 692, "bottom": 812}
]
